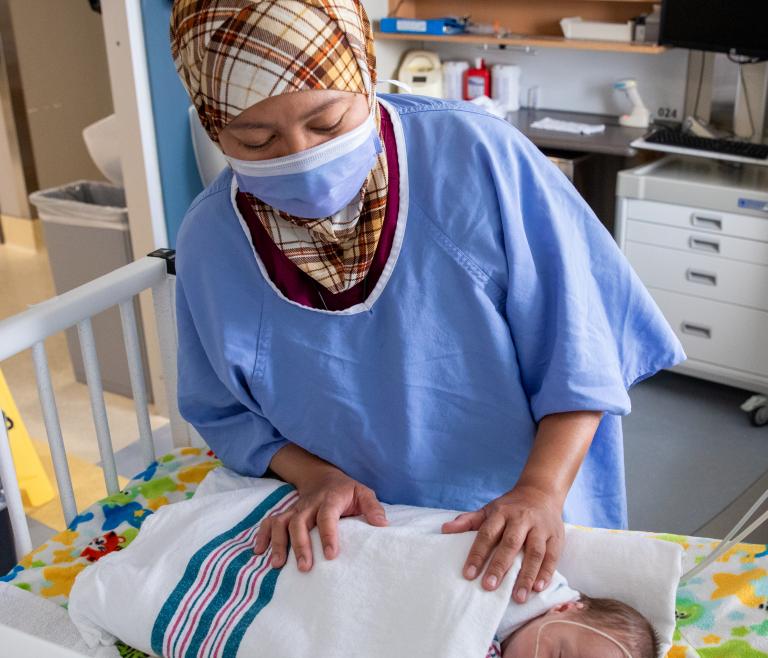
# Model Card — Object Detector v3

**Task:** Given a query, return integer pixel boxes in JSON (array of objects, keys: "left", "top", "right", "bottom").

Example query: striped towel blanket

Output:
[{"left": 68, "top": 469, "right": 514, "bottom": 658}]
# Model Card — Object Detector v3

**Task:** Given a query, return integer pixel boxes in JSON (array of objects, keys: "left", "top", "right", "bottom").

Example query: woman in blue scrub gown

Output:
[{"left": 170, "top": 0, "right": 685, "bottom": 603}]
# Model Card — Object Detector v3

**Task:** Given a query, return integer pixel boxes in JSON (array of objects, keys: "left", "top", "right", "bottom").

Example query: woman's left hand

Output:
[{"left": 441, "top": 484, "right": 564, "bottom": 604}]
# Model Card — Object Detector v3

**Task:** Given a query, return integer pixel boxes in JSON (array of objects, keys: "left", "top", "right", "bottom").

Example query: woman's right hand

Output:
[{"left": 253, "top": 468, "right": 388, "bottom": 572}]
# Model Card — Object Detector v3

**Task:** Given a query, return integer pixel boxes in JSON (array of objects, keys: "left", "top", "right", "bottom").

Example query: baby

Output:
[{"left": 495, "top": 559, "right": 660, "bottom": 658}]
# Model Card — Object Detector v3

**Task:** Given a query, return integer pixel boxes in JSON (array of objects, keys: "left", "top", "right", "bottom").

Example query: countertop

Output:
[{"left": 506, "top": 108, "right": 648, "bottom": 157}]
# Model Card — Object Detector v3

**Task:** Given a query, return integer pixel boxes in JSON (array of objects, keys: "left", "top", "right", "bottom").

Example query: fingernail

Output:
[
  {"left": 298, "top": 556, "right": 307, "bottom": 570},
  {"left": 485, "top": 575, "right": 498, "bottom": 589},
  {"left": 466, "top": 565, "right": 477, "bottom": 579},
  {"left": 515, "top": 588, "right": 528, "bottom": 602},
  {"left": 324, "top": 545, "right": 334, "bottom": 559},
  {"left": 271, "top": 555, "right": 281, "bottom": 567},
  {"left": 374, "top": 514, "right": 387, "bottom": 524},
  {"left": 536, "top": 579, "right": 546, "bottom": 591}
]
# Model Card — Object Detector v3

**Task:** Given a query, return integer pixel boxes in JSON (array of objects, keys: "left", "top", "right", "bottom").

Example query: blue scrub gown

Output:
[{"left": 174, "top": 94, "right": 685, "bottom": 529}]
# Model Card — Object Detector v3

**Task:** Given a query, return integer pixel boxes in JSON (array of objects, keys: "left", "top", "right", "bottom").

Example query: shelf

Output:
[{"left": 374, "top": 31, "right": 668, "bottom": 54}]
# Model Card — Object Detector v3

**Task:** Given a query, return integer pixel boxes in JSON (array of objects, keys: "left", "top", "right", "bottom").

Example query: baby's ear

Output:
[{"left": 550, "top": 600, "right": 585, "bottom": 614}]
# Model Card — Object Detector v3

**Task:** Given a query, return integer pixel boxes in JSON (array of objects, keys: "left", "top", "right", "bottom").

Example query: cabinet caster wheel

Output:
[{"left": 750, "top": 405, "right": 768, "bottom": 428}]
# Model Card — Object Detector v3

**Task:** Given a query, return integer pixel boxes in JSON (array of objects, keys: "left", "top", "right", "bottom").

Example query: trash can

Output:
[
  {"left": 0, "top": 489, "right": 16, "bottom": 575},
  {"left": 28, "top": 181, "right": 153, "bottom": 401}
]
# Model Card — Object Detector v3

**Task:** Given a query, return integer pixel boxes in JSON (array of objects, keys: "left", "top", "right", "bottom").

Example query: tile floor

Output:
[{"left": 625, "top": 371, "right": 768, "bottom": 543}]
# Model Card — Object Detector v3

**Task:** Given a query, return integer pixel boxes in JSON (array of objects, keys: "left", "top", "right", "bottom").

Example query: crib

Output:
[
  {"left": 0, "top": 249, "right": 199, "bottom": 559},
  {"left": 0, "top": 251, "right": 766, "bottom": 658}
]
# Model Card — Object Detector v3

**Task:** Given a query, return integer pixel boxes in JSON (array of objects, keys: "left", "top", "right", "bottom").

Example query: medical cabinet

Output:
[{"left": 616, "top": 156, "right": 768, "bottom": 402}]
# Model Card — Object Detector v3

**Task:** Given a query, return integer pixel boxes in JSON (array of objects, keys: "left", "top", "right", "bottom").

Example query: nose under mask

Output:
[{"left": 225, "top": 111, "right": 381, "bottom": 219}]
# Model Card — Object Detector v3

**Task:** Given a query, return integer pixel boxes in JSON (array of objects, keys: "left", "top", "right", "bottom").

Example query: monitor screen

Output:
[{"left": 659, "top": 0, "right": 768, "bottom": 58}]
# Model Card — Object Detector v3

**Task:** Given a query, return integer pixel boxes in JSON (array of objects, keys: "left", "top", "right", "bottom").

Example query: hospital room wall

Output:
[
  {"left": 0, "top": 0, "right": 112, "bottom": 244},
  {"left": 363, "top": 0, "right": 410, "bottom": 86},
  {"left": 0, "top": 70, "right": 29, "bottom": 220},
  {"left": 426, "top": 43, "right": 689, "bottom": 118},
  {"left": 365, "top": 0, "right": 690, "bottom": 117},
  {"left": 1, "top": 0, "right": 113, "bottom": 191}
]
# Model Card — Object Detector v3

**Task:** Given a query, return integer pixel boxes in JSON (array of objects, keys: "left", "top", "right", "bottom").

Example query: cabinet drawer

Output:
[
  {"left": 625, "top": 220, "right": 768, "bottom": 266},
  {"left": 648, "top": 288, "right": 768, "bottom": 377},
  {"left": 626, "top": 199, "right": 768, "bottom": 242},
  {"left": 626, "top": 241, "right": 768, "bottom": 311}
]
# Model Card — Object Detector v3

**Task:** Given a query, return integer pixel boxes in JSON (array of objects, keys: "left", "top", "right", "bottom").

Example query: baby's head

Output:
[{"left": 502, "top": 594, "right": 660, "bottom": 658}]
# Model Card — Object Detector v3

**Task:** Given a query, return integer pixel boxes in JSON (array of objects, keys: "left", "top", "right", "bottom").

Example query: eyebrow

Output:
[{"left": 227, "top": 97, "right": 346, "bottom": 131}]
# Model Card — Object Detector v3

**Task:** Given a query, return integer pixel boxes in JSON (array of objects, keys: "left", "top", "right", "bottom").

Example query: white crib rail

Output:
[{"left": 0, "top": 251, "right": 196, "bottom": 558}]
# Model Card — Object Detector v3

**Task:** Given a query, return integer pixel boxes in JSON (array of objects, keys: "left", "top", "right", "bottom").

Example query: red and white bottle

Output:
[{"left": 463, "top": 58, "right": 491, "bottom": 100}]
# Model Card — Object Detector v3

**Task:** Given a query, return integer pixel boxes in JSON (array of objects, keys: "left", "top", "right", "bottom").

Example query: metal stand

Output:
[
  {"left": 683, "top": 51, "right": 716, "bottom": 123},
  {"left": 734, "top": 60, "right": 768, "bottom": 142}
]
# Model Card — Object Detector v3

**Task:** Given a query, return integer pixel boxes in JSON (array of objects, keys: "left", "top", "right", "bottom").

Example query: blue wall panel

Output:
[{"left": 141, "top": 0, "right": 203, "bottom": 247}]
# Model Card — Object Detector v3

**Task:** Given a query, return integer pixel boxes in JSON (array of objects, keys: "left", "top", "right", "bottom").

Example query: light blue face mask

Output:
[{"left": 225, "top": 111, "right": 381, "bottom": 219}]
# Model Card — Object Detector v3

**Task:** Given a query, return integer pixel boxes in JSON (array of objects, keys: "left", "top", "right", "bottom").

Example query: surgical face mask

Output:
[
  {"left": 533, "top": 620, "right": 633, "bottom": 658},
  {"left": 225, "top": 110, "right": 381, "bottom": 219}
]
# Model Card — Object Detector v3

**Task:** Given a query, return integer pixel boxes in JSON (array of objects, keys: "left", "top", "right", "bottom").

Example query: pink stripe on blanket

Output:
[
  {"left": 168, "top": 492, "right": 298, "bottom": 657},
  {"left": 206, "top": 553, "right": 275, "bottom": 656}
]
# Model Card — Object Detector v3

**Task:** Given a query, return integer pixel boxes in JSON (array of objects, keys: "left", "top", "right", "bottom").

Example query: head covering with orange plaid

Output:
[{"left": 171, "top": 0, "right": 388, "bottom": 294}]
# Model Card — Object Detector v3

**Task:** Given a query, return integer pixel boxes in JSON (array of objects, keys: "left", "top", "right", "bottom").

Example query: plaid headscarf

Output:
[{"left": 171, "top": 0, "right": 389, "bottom": 294}]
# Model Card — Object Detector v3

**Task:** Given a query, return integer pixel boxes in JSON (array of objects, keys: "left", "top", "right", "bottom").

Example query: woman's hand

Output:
[
  {"left": 441, "top": 484, "right": 564, "bottom": 604},
  {"left": 254, "top": 469, "right": 388, "bottom": 571},
  {"left": 444, "top": 410, "right": 601, "bottom": 603}
]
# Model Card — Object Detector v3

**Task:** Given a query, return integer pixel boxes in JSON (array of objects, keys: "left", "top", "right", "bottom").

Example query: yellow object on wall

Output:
[{"left": 0, "top": 368, "right": 55, "bottom": 507}]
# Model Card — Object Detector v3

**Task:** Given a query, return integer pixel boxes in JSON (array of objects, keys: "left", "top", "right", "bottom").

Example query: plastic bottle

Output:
[
  {"left": 463, "top": 58, "right": 490, "bottom": 100},
  {"left": 491, "top": 64, "right": 521, "bottom": 112},
  {"left": 442, "top": 61, "right": 470, "bottom": 100}
]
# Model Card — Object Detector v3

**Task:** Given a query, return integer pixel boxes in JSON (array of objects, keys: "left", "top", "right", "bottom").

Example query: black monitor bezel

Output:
[{"left": 658, "top": 0, "right": 768, "bottom": 59}]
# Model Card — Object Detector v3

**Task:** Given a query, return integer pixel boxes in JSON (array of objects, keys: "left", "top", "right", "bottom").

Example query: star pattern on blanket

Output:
[{"left": 712, "top": 570, "right": 767, "bottom": 608}]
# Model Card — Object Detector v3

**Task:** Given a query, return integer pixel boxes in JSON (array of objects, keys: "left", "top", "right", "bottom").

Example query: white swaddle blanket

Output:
[{"left": 69, "top": 468, "right": 683, "bottom": 657}]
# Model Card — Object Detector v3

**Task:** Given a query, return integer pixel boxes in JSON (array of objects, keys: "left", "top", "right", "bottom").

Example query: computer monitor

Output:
[{"left": 659, "top": 0, "right": 768, "bottom": 59}]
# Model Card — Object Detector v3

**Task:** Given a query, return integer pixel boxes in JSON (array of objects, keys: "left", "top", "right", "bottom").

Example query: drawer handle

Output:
[
  {"left": 686, "top": 269, "right": 717, "bottom": 286},
  {"left": 688, "top": 236, "right": 720, "bottom": 253},
  {"left": 691, "top": 214, "right": 723, "bottom": 231},
  {"left": 681, "top": 322, "right": 712, "bottom": 339}
]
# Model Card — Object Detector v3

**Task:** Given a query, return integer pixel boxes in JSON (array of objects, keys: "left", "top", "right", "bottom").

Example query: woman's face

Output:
[{"left": 218, "top": 89, "right": 369, "bottom": 161}]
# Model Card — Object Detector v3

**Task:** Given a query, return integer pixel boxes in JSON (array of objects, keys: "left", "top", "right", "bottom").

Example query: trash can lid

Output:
[{"left": 28, "top": 180, "right": 128, "bottom": 229}]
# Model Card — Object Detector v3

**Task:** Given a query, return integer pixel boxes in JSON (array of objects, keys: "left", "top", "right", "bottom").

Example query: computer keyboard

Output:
[{"left": 645, "top": 128, "right": 768, "bottom": 160}]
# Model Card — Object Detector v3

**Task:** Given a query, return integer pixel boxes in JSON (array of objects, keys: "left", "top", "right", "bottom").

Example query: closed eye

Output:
[
  {"left": 240, "top": 135, "right": 276, "bottom": 150},
  {"left": 311, "top": 113, "right": 346, "bottom": 133}
]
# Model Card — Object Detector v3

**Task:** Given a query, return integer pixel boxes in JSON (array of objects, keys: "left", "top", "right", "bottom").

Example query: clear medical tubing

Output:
[
  {"left": 533, "top": 620, "right": 633, "bottom": 658},
  {"left": 680, "top": 487, "right": 768, "bottom": 583}
]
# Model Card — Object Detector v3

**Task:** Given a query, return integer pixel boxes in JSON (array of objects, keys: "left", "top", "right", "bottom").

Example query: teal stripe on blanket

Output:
[
  {"left": 222, "top": 568, "right": 281, "bottom": 657},
  {"left": 186, "top": 546, "right": 271, "bottom": 655},
  {"left": 151, "top": 484, "right": 294, "bottom": 657}
]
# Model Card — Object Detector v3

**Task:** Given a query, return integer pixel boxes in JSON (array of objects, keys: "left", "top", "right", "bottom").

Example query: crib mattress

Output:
[{"left": 1, "top": 448, "right": 766, "bottom": 657}]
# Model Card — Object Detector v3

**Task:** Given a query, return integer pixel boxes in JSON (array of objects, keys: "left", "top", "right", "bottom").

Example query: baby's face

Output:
[{"left": 502, "top": 607, "right": 627, "bottom": 658}]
